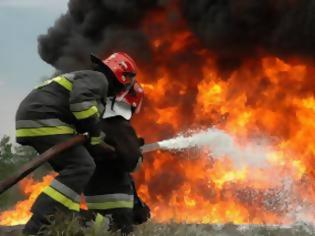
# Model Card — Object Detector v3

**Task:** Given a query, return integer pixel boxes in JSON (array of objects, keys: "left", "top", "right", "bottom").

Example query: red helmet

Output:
[
  {"left": 91, "top": 52, "right": 137, "bottom": 101},
  {"left": 104, "top": 52, "right": 137, "bottom": 83}
]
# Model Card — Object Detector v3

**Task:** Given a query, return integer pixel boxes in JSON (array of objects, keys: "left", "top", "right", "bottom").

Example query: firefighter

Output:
[
  {"left": 16, "top": 52, "right": 138, "bottom": 235},
  {"left": 83, "top": 81, "right": 150, "bottom": 235}
]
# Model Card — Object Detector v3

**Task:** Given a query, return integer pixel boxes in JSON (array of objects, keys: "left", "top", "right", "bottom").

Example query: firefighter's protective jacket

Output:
[
  {"left": 92, "top": 116, "right": 142, "bottom": 172},
  {"left": 16, "top": 70, "right": 108, "bottom": 145}
]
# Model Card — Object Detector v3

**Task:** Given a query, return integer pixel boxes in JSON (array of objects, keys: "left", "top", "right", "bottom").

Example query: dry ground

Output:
[{"left": 1, "top": 221, "right": 315, "bottom": 236}]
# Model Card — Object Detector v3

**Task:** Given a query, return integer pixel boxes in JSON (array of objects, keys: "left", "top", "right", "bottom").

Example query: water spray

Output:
[{"left": 141, "top": 128, "right": 271, "bottom": 167}]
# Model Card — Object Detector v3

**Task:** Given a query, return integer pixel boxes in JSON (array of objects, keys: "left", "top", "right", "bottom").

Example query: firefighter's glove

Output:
[
  {"left": 138, "top": 137, "right": 145, "bottom": 146},
  {"left": 90, "top": 141, "right": 116, "bottom": 160},
  {"left": 133, "top": 195, "right": 151, "bottom": 225}
]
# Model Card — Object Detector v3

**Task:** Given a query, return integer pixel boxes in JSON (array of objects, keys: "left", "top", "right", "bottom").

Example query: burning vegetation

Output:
[{"left": 1, "top": 0, "right": 315, "bottom": 227}]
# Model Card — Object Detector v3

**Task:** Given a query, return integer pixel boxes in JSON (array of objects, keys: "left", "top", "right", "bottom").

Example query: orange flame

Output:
[
  {"left": 134, "top": 53, "right": 315, "bottom": 224},
  {"left": 132, "top": 5, "right": 315, "bottom": 225},
  {"left": 0, "top": 174, "right": 56, "bottom": 226},
  {"left": 2, "top": 2, "right": 315, "bottom": 227}
]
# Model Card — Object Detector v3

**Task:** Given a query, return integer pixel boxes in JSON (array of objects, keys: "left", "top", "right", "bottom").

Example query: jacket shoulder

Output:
[{"left": 64, "top": 70, "right": 107, "bottom": 80}]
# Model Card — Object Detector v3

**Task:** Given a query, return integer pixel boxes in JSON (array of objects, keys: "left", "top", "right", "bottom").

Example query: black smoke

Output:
[
  {"left": 181, "top": 0, "right": 315, "bottom": 60},
  {"left": 39, "top": 0, "right": 315, "bottom": 73},
  {"left": 38, "top": 0, "right": 160, "bottom": 72}
]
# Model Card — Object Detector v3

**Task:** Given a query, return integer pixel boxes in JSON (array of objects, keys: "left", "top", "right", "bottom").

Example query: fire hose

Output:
[{"left": 0, "top": 134, "right": 161, "bottom": 195}]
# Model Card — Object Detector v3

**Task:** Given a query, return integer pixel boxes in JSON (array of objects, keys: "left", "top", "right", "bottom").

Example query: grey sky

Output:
[{"left": 0, "top": 0, "right": 68, "bottom": 139}]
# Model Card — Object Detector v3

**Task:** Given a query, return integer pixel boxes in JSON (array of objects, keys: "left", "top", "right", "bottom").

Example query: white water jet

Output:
[{"left": 158, "top": 128, "right": 271, "bottom": 167}]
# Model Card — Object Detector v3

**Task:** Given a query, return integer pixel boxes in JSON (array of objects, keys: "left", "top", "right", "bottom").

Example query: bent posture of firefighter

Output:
[
  {"left": 83, "top": 81, "right": 150, "bottom": 235},
  {"left": 15, "top": 52, "right": 138, "bottom": 235}
]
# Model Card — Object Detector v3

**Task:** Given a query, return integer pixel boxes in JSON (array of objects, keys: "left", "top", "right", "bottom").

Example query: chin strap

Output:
[{"left": 110, "top": 96, "right": 116, "bottom": 111}]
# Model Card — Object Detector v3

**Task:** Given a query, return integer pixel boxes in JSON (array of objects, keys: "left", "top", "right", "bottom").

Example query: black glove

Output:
[
  {"left": 133, "top": 195, "right": 151, "bottom": 225},
  {"left": 138, "top": 137, "right": 145, "bottom": 146},
  {"left": 130, "top": 176, "right": 151, "bottom": 224}
]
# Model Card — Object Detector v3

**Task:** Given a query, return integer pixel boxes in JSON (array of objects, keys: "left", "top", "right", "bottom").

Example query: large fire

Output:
[
  {"left": 1, "top": 1, "right": 315, "bottom": 227},
  {"left": 132, "top": 4, "right": 315, "bottom": 225}
]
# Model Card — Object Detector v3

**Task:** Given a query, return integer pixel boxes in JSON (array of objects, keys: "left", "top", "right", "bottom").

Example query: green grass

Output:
[{"left": 1, "top": 214, "right": 314, "bottom": 236}]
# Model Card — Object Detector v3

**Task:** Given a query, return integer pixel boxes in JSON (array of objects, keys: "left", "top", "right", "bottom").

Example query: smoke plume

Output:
[
  {"left": 181, "top": 0, "right": 315, "bottom": 60},
  {"left": 38, "top": 0, "right": 160, "bottom": 72},
  {"left": 38, "top": 0, "right": 315, "bottom": 73}
]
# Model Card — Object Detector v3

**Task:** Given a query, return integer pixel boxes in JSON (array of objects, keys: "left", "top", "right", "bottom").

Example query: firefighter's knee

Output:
[
  {"left": 85, "top": 159, "right": 96, "bottom": 177},
  {"left": 76, "top": 158, "right": 96, "bottom": 179}
]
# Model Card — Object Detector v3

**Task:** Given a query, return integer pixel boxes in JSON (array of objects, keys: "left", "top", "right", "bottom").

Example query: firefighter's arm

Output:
[
  {"left": 103, "top": 117, "right": 143, "bottom": 172},
  {"left": 68, "top": 70, "right": 108, "bottom": 146},
  {"left": 116, "top": 120, "right": 143, "bottom": 172}
]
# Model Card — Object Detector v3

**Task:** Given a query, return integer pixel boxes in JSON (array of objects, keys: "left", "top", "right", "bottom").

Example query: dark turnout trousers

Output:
[
  {"left": 83, "top": 162, "right": 150, "bottom": 235},
  {"left": 82, "top": 116, "right": 149, "bottom": 235},
  {"left": 23, "top": 135, "right": 96, "bottom": 234},
  {"left": 84, "top": 161, "right": 134, "bottom": 234}
]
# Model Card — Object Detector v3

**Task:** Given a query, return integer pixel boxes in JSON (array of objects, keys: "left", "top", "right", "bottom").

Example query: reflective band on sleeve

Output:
[
  {"left": 62, "top": 73, "right": 75, "bottom": 82},
  {"left": 72, "top": 106, "right": 99, "bottom": 120},
  {"left": 36, "top": 76, "right": 73, "bottom": 91},
  {"left": 87, "top": 201, "right": 133, "bottom": 210},
  {"left": 50, "top": 180, "right": 81, "bottom": 203},
  {"left": 43, "top": 186, "right": 80, "bottom": 211},
  {"left": 53, "top": 76, "right": 73, "bottom": 91},
  {"left": 90, "top": 132, "right": 105, "bottom": 145},
  {"left": 90, "top": 136, "right": 102, "bottom": 145},
  {"left": 16, "top": 126, "right": 75, "bottom": 137},
  {"left": 70, "top": 101, "right": 97, "bottom": 112}
]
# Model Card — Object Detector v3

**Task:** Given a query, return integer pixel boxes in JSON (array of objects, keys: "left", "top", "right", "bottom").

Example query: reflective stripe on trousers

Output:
[
  {"left": 42, "top": 179, "right": 81, "bottom": 212},
  {"left": 85, "top": 193, "right": 134, "bottom": 210}
]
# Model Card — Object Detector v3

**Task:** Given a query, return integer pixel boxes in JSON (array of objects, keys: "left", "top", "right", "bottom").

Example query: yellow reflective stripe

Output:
[
  {"left": 36, "top": 76, "right": 73, "bottom": 91},
  {"left": 53, "top": 76, "right": 73, "bottom": 91},
  {"left": 70, "top": 101, "right": 97, "bottom": 112},
  {"left": 35, "top": 79, "right": 53, "bottom": 89},
  {"left": 90, "top": 136, "right": 102, "bottom": 145},
  {"left": 87, "top": 201, "right": 133, "bottom": 210},
  {"left": 50, "top": 180, "right": 81, "bottom": 203},
  {"left": 16, "top": 126, "right": 76, "bottom": 137},
  {"left": 72, "top": 105, "right": 99, "bottom": 120},
  {"left": 43, "top": 186, "right": 80, "bottom": 211}
]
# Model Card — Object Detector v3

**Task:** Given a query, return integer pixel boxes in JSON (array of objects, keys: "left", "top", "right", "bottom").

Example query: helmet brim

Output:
[
  {"left": 90, "top": 54, "right": 106, "bottom": 67},
  {"left": 90, "top": 54, "right": 116, "bottom": 79}
]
